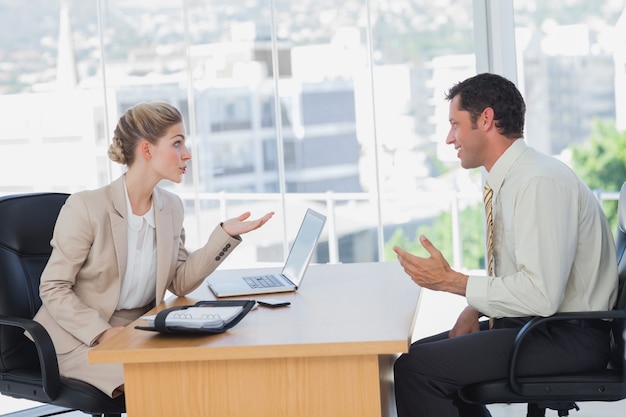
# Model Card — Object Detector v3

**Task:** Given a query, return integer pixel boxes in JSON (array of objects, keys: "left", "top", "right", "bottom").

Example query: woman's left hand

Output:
[{"left": 222, "top": 211, "right": 274, "bottom": 237}]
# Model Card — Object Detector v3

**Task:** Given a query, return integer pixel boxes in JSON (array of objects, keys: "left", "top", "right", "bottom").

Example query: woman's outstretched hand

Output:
[{"left": 222, "top": 211, "right": 275, "bottom": 237}]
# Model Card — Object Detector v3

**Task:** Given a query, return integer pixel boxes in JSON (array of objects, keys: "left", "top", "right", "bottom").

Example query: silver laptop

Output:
[{"left": 207, "top": 208, "right": 326, "bottom": 297}]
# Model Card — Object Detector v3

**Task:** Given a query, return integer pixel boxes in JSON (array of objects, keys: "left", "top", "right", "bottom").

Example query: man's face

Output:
[{"left": 445, "top": 95, "right": 486, "bottom": 170}]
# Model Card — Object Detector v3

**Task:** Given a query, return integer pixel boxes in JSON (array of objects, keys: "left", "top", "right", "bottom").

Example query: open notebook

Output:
[
  {"left": 141, "top": 306, "right": 243, "bottom": 329},
  {"left": 135, "top": 300, "right": 256, "bottom": 334},
  {"left": 207, "top": 208, "right": 326, "bottom": 297}
]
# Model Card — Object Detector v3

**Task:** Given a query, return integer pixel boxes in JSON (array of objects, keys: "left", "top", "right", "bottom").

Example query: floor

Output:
[
  {"left": 1, "top": 398, "right": 625, "bottom": 417},
  {"left": 2, "top": 290, "right": 624, "bottom": 416}
]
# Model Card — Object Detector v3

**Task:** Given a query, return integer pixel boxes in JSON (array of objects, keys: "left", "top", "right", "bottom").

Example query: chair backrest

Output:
[
  {"left": 0, "top": 193, "right": 69, "bottom": 372},
  {"left": 611, "top": 182, "right": 626, "bottom": 369}
]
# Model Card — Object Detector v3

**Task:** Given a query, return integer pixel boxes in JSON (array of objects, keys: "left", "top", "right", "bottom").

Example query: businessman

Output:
[{"left": 392, "top": 73, "right": 618, "bottom": 417}]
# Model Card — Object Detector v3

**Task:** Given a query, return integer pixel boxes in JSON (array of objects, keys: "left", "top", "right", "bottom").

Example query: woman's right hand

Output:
[{"left": 95, "top": 326, "right": 125, "bottom": 345}]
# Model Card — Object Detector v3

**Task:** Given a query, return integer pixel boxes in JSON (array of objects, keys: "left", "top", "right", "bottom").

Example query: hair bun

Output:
[{"left": 108, "top": 135, "right": 127, "bottom": 165}]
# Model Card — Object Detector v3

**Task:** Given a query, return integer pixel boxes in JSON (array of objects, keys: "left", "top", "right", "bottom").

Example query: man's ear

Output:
[{"left": 481, "top": 107, "right": 495, "bottom": 130}]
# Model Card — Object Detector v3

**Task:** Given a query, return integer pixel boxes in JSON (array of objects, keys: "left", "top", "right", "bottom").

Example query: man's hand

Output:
[
  {"left": 393, "top": 235, "right": 468, "bottom": 296},
  {"left": 449, "top": 306, "right": 481, "bottom": 338},
  {"left": 222, "top": 211, "right": 274, "bottom": 237}
]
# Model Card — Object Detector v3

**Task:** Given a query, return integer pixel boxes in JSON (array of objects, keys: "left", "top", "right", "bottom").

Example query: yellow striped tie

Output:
[
  {"left": 483, "top": 184, "right": 494, "bottom": 276},
  {"left": 483, "top": 183, "right": 495, "bottom": 329}
]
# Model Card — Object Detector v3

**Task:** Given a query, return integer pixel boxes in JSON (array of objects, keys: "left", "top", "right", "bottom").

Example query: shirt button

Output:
[
  {"left": 219, "top": 252, "right": 224, "bottom": 256},
  {"left": 215, "top": 256, "right": 220, "bottom": 261}
]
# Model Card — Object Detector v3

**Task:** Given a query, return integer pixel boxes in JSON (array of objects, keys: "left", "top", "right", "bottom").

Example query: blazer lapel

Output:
[
  {"left": 153, "top": 188, "right": 174, "bottom": 303},
  {"left": 110, "top": 176, "right": 128, "bottom": 285}
]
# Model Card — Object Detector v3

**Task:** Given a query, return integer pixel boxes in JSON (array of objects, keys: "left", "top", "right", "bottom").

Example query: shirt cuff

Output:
[{"left": 466, "top": 274, "right": 490, "bottom": 316}]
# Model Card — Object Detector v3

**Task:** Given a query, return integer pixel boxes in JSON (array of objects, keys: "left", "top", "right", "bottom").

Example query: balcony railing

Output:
[{"left": 177, "top": 189, "right": 621, "bottom": 269}]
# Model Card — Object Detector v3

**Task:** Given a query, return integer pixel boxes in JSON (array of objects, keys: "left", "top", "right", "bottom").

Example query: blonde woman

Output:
[{"left": 32, "top": 102, "right": 273, "bottom": 397}]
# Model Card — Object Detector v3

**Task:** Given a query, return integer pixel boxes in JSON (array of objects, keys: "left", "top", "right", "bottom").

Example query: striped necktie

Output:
[
  {"left": 483, "top": 183, "right": 494, "bottom": 276},
  {"left": 484, "top": 183, "right": 495, "bottom": 329}
]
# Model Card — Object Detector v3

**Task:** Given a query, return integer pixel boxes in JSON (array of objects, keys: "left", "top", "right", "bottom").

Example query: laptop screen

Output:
[{"left": 281, "top": 209, "right": 326, "bottom": 286}]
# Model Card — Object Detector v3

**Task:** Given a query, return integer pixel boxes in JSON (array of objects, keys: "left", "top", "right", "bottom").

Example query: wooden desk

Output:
[{"left": 90, "top": 262, "right": 421, "bottom": 417}]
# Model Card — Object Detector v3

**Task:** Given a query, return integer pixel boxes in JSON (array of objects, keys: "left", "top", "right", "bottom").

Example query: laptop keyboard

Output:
[{"left": 243, "top": 274, "right": 284, "bottom": 288}]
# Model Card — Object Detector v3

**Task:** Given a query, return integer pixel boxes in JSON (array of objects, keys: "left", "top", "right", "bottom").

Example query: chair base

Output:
[
  {"left": 0, "top": 404, "right": 74, "bottom": 417},
  {"left": 0, "top": 404, "right": 122, "bottom": 417},
  {"left": 527, "top": 402, "right": 579, "bottom": 417}
]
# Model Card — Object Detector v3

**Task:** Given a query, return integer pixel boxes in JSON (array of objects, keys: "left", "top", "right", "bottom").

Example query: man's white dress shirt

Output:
[{"left": 466, "top": 139, "right": 618, "bottom": 318}]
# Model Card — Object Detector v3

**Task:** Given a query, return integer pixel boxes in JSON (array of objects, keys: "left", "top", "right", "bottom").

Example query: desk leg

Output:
[
  {"left": 379, "top": 354, "right": 400, "bottom": 417},
  {"left": 124, "top": 355, "right": 387, "bottom": 417}
]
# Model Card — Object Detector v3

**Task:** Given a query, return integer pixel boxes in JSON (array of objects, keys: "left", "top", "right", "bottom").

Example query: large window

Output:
[
  {"left": 513, "top": 0, "right": 625, "bottom": 155},
  {"left": 0, "top": 0, "right": 474, "bottom": 267},
  {"left": 1, "top": 0, "right": 623, "bottom": 269}
]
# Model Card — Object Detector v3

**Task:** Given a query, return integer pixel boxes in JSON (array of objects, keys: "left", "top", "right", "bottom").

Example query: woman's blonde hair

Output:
[{"left": 108, "top": 101, "right": 183, "bottom": 166}]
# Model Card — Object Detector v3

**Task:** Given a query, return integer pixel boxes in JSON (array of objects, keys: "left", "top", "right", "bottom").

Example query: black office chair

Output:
[
  {"left": 0, "top": 193, "right": 125, "bottom": 417},
  {"left": 458, "top": 182, "right": 626, "bottom": 416}
]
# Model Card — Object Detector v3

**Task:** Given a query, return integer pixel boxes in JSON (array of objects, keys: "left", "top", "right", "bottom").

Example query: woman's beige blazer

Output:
[{"left": 33, "top": 176, "right": 241, "bottom": 354}]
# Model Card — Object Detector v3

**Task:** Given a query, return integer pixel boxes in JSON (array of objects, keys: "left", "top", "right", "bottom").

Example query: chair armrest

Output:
[
  {"left": 0, "top": 314, "right": 61, "bottom": 400},
  {"left": 508, "top": 310, "right": 626, "bottom": 394}
]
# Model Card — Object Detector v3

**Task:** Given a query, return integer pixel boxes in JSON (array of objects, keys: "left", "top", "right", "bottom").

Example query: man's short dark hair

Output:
[{"left": 445, "top": 73, "right": 526, "bottom": 139}]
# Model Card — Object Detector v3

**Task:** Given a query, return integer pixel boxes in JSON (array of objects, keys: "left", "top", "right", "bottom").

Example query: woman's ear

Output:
[{"left": 140, "top": 140, "right": 151, "bottom": 160}]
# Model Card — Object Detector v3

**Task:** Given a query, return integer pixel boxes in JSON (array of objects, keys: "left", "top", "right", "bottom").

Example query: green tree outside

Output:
[
  {"left": 384, "top": 202, "right": 486, "bottom": 271},
  {"left": 571, "top": 119, "right": 626, "bottom": 231}
]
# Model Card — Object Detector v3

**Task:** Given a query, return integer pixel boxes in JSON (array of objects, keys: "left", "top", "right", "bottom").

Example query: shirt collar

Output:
[{"left": 486, "top": 139, "right": 528, "bottom": 194}]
